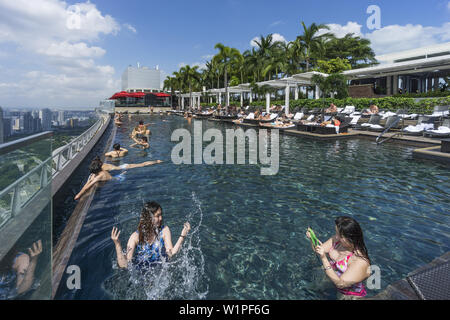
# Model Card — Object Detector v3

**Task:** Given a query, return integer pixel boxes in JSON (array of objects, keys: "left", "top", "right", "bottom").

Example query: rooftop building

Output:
[{"left": 122, "top": 63, "right": 161, "bottom": 93}]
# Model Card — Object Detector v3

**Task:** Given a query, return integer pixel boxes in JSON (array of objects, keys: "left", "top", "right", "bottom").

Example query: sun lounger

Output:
[
  {"left": 369, "top": 115, "right": 401, "bottom": 132},
  {"left": 423, "top": 119, "right": 450, "bottom": 138}
]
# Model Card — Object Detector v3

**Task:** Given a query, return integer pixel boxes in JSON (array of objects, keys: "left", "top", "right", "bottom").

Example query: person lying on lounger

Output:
[
  {"left": 74, "top": 156, "right": 162, "bottom": 200},
  {"left": 105, "top": 143, "right": 128, "bottom": 158}
]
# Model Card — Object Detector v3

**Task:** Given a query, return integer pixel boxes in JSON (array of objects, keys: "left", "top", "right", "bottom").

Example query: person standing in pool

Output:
[
  {"left": 74, "top": 157, "right": 163, "bottom": 200},
  {"left": 306, "top": 216, "right": 371, "bottom": 299},
  {"left": 105, "top": 143, "right": 128, "bottom": 158},
  {"left": 111, "top": 201, "right": 191, "bottom": 269}
]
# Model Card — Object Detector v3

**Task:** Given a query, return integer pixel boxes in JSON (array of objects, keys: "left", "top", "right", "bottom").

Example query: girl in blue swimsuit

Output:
[{"left": 111, "top": 201, "right": 191, "bottom": 270}]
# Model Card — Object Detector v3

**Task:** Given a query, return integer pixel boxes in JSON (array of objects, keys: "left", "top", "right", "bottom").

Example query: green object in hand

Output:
[{"left": 308, "top": 228, "right": 319, "bottom": 247}]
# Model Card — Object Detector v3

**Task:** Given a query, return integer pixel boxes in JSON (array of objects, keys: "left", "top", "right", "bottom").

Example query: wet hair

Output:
[
  {"left": 141, "top": 136, "right": 148, "bottom": 143},
  {"left": 89, "top": 156, "right": 103, "bottom": 175},
  {"left": 0, "top": 245, "right": 18, "bottom": 274},
  {"left": 137, "top": 201, "right": 163, "bottom": 245},
  {"left": 113, "top": 143, "right": 121, "bottom": 150},
  {"left": 139, "top": 120, "right": 144, "bottom": 125},
  {"left": 335, "top": 216, "right": 371, "bottom": 264}
]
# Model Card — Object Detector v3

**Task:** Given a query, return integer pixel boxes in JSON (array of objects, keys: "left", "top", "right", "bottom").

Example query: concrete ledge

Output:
[
  {"left": 52, "top": 124, "right": 117, "bottom": 298},
  {"left": 413, "top": 145, "right": 450, "bottom": 164}
]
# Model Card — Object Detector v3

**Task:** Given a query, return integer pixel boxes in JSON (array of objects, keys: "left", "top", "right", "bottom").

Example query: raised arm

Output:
[
  {"left": 74, "top": 175, "right": 100, "bottom": 200},
  {"left": 162, "top": 223, "right": 190, "bottom": 258},
  {"left": 15, "top": 240, "right": 42, "bottom": 295},
  {"left": 111, "top": 228, "right": 137, "bottom": 268}
]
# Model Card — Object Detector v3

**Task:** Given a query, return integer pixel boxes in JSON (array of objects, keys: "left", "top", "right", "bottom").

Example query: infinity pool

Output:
[{"left": 55, "top": 114, "right": 450, "bottom": 300}]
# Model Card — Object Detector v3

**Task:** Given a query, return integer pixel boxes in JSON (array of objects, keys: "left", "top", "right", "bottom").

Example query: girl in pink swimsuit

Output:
[{"left": 307, "top": 216, "right": 371, "bottom": 299}]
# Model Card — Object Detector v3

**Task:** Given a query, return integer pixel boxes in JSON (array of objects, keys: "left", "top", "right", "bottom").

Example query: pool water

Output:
[{"left": 55, "top": 114, "right": 450, "bottom": 300}]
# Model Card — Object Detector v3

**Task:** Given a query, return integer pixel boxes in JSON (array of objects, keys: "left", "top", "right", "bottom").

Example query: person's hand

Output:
[
  {"left": 306, "top": 228, "right": 311, "bottom": 239},
  {"left": 111, "top": 227, "right": 121, "bottom": 244},
  {"left": 181, "top": 222, "right": 191, "bottom": 237},
  {"left": 28, "top": 240, "right": 42, "bottom": 260},
  {"left": 314, "top": 240, "right": 325, "bottom": 258},
  {"left": 156, "top": 160, "right": 163, "bottom": 164},
  {"left": 74, "top": 194, "right": 80, "bottom": 200}
]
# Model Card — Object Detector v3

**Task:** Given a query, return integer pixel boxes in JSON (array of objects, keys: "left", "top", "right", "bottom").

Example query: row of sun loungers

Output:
[{"left": 168, "top": 105, "right": 450, "bottom": 137}]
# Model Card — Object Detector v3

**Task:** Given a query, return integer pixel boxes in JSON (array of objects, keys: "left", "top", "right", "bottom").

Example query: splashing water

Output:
[{"left": 102, "top": 192, "right": 208, "bottom": 300}]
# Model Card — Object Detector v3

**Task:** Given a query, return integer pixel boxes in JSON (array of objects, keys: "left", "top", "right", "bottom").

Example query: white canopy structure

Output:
[{"left": 179, "top": 71, "right": 327, "bottom": 115}]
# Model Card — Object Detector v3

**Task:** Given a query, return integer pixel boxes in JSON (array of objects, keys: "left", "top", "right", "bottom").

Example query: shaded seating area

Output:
[{"left": 296, "top": 116, "right": 352, "bottom": 134}]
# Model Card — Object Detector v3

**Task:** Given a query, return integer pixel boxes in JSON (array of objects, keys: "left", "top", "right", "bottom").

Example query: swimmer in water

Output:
[
  {"left": 74, "top": 156, "right": 163, "bottom": 200},
  {"left": 137, "top": 120, "right": 151, "bottom": 136},
  {"left": 105, "top": 143, "right": 128, "bottom": 158},
  {"left": 130, "top": 136, "right": 149, "bottom": 149},
  {"left": 306, "top": 217, "right": 371, "bottom": 300},
  {"left": 111, "top": 201, "right": 191, "bottom": 270}
]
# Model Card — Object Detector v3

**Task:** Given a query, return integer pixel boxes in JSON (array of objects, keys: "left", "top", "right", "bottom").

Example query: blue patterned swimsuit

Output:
[{"left": 132, "top": 228, "right": 167, "bottom": 270}]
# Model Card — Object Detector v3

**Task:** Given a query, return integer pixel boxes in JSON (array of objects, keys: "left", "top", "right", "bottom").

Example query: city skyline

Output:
[{"left": 0, "top": 0, "right": 449, "bottom": 109}]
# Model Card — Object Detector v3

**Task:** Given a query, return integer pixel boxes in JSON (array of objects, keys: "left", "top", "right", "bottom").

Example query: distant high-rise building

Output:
[
  {"left": 122, "top": 64, "right": 161, "bottom": 92},
  {"left": 3, "top": 118, "right": 12, "bottom": 139},
  {"left": 58, "top": 111, "right": 65, "bottom": 126},
  {"left": 12, "top": 118, "right": 21, "bottom": 131},
  {"left": 0, "top": 107, "right": 4, "bottom": 144},
  {"left": 23, "top": 112, "right": 32, "bottom": 133},
  {"left": 39, "top": 108, "right": 52, "bottom": 131}
]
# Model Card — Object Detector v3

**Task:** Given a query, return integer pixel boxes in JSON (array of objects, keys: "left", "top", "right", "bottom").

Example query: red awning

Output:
[
  {"left": 109, "top": 91, "right": 171, "bottom": 99},
  {"left": 155, "top": 93, "right": 170, "bottom": 97}
]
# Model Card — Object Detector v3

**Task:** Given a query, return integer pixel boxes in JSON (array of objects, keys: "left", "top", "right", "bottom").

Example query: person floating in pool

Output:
[
  {"left": 130, "top": 136, "right": 149, "bottom": 149},
  {"left": 74, "top": 156, "right": 163, "bottom": 200},
  {"left": 110, "top": 201, "right": 191, "bottom": 270},
  {"left": 306, "top": 217, "right": 371, "bottom": 300},
  {"left": 0, "top": 240, "right": 42, "bottom": 300},
  {"left": 105, "top": 143, "right": 128, "bottom": 158}
]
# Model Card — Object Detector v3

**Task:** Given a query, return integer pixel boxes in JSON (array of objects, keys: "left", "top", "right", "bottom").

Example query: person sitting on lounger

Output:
[
  {"left": 321, "top": 116, "right": 341, "bottom": 127},
  {"left": 363, "top": 104, "right": 379, "bottom": 115},
  {"left": 74, "top": 156, "right": 163, "bottom": 200},
  {"left": 130, "top": 136, "right": 149, "bottom": 149},
  {"left": 105, "top": 143, "right": 128, "bottom": 158},
  {"left": 325, "top": 103, "right": 338, "bottom": 113}
]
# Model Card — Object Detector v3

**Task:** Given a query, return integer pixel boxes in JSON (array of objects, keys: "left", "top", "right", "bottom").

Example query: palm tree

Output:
[
  {"left": 163, "top": 76, "right": 175, "bottom": 108},
  {"left": 179, "top": 65, "right": 201, "bottom": 108},
  {"left": 172, "top": 71, "right": 185, "bottom": 109},
  {"left": 297, "top": 21, "right": 330, "bottom": 72},
  {"left": 213, "top": 43, "right": 242, "bottom": 106}
]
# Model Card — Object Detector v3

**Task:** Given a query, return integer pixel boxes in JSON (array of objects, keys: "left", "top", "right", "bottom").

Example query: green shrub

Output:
[{"left": 247, "top": 96, "right": 450, "bottom": 113}]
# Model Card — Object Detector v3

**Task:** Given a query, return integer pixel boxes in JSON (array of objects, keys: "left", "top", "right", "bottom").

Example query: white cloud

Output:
[
  {"left": 365, "top": 23, "right": 450, "bottom": 55},
  {"left": 193, "top": 62, "right": 207, "bottom": 70},
  {"left": 38, "top": 41, "right": 106, "bottom": 59},
  {"left": 0, "top": 0, "right": 126, "bottom": 108},
  {"left": 201, "top": 54, "right": 214, "bottom": 60},
  {"left": 317, "top": 21, "right": 363, "bottom": 38},
  {"left": 124, "top": 23, "right": 137, "bottom": 33},
  {"left": 269, "top": 20, "right": 283, "bottom": 27},
  {"left": 317, "top": 21, "right": 450, "bottom": 56},
  {"left": 250, "top": 33, "right": 287, "bottom": 47}
]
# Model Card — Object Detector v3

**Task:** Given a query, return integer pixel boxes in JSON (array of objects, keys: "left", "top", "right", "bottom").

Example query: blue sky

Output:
[{"left": 0, "top": 0, "right": 449, "bottom": 109}]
